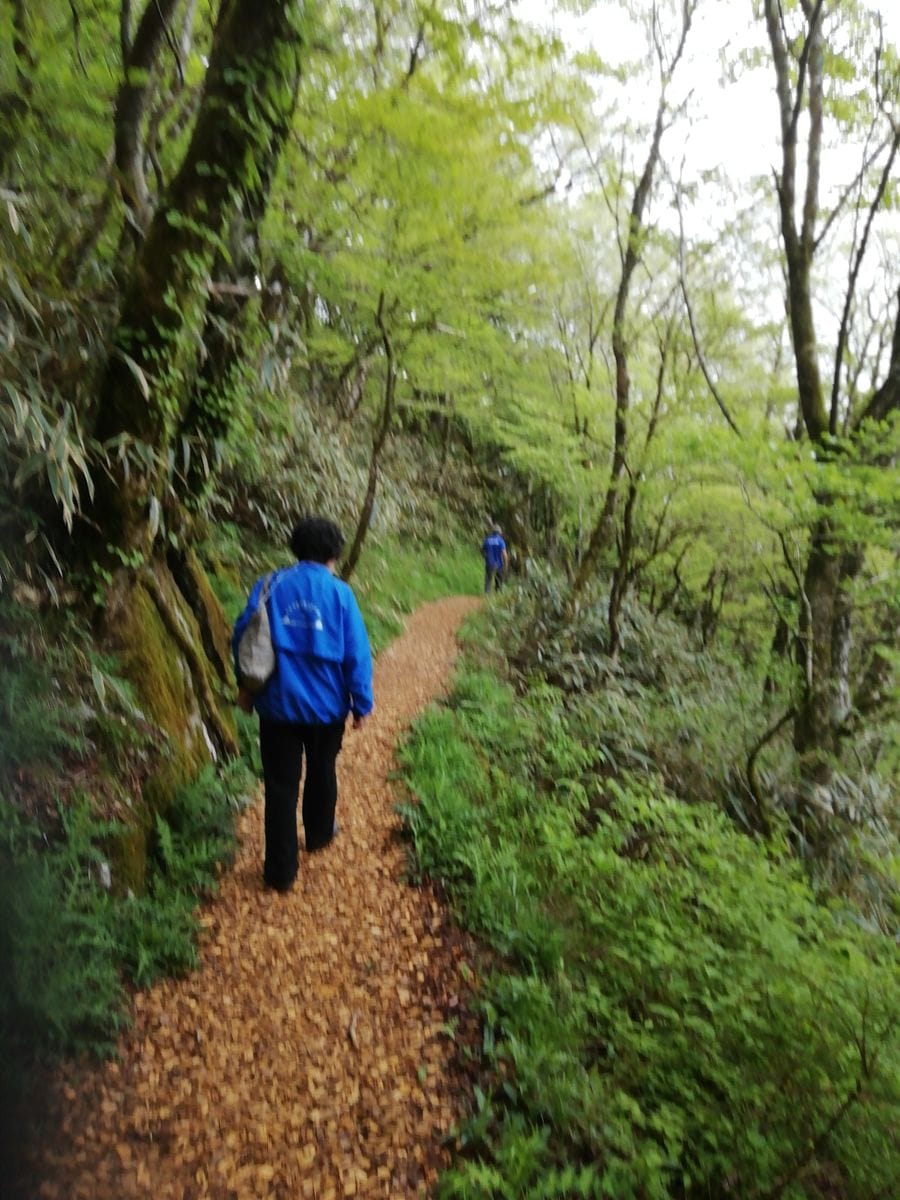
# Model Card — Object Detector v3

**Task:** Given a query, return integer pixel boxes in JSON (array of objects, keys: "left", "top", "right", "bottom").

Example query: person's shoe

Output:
[
  {"left": 264, "top": 875, "right": 295, "bottom": 893},
  {"left": 306, "top": 823, "right": 339, "bottom": 853}
]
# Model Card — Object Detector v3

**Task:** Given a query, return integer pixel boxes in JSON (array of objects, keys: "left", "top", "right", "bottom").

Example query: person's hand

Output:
[
  {"left": 236, "top": 687, "right": 254, "bottom": 714},
  {"left": 351, "top": 712, "right": 369, "bottom": 730}
]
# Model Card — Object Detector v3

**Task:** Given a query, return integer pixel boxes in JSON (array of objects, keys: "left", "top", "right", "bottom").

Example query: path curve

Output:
[{"left": 36, "top": 595, "right": 481, "bottom": 1200}]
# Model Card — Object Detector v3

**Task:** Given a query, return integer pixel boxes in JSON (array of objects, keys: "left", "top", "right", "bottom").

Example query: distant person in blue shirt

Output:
[
  {"left": 233, "top": 516, "right": 373, "bottom": 892},
  {"left": 482, "top": 524, "right": 509, "bottom": 593}
]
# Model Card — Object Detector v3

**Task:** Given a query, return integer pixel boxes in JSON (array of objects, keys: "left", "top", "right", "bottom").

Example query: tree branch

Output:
[
  {"left": 115, "top": 0, "right": 184, "bottom": 235},
  {"left": 676, "top": 189, "right": 742, "bottom": 436},
  {"left": 341, "top": 293, "right": 400, "bottom": 580},
  {"left": 830, "top": 132, "right": 900, "bottom": 432},
  {"left": 856, "top": 286, "right": 900, "bottom": 427}
]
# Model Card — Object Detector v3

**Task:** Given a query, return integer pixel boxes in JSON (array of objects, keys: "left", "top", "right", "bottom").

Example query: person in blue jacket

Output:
[
  {"left": 233, "top": 515, "right": 374, "bottom": 892},
  {"left": 482, "top": 524, "right": 509, "bottom": 593}
]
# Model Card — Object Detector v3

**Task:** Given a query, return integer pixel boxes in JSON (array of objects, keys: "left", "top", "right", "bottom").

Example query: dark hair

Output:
[{"left": 290, "top": 516, "right": 345, "bottom": 564}]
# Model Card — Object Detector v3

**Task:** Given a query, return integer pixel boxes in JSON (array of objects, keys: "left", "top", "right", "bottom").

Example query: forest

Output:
[{"left": 1, "top": 0, "right": 898, "bottom": 1196}]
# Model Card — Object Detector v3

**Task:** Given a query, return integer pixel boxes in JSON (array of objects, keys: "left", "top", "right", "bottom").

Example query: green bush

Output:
[
  {"left": 0, "top": 607, "right": 87, "bottom": 784},
  {"left": 399, "top": 666, "right": 900, "bottom": 1198},
  {"left": 0, "top": 800, "right": 126, "bottom": 1058},
  {"left": 0, "top": 754, "right": 254, "bottom": 1080},
  {"left": 490, "top": 565, "right": 771, "bottom": 808},
  {"left": 353, "top": 536, "right": 482, "bottom": 653}
]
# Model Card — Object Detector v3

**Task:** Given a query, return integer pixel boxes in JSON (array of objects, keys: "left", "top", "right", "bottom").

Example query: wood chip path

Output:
[{"left": 32, "top": 595, "right": 482, "bottom": 1200}]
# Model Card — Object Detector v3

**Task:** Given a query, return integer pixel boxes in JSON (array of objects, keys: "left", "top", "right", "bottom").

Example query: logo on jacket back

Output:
[{"left": 282, "top": 600, "right": 324, "bottom": 631}]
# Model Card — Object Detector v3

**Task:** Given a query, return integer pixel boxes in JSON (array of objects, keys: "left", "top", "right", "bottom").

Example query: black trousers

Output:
[
  {"left": 259, "top": 718, "right": 345, "bottom": 887},
  {"left": 484, "top": 566, "right": 503, "bottom": 593}
]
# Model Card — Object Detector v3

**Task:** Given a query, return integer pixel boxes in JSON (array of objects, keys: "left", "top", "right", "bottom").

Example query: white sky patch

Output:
[
  {"left": 518, "top": 0, "right": 899, "bottom": 336},
  {"left": 521, "top": 0, "right": 899, "bottom": 191}
]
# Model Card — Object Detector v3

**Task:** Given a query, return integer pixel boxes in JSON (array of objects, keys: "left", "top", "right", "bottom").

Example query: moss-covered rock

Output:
[
  {"left": 113, "top": 818, "right": 151, "bottom": 894},
  {"left": 116, "top": 579, "right": 210, "bottom": 804},
  {"left": 103, "top": 558, "right": 239, "bottom": 889},
  {"left": 170, "top": 548, "right": 235, "bottom": 686}
]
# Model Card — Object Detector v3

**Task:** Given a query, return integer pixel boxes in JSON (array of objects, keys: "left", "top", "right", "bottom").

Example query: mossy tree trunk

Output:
[
  {"left": 115, "top": 0, "right": 187, "bottom": 237},
  {"left": 92, "top": 0, "right": 305, "bottom": 550},
  {"left": 80, "top": 0, "right": 306, "bottom": 875}
]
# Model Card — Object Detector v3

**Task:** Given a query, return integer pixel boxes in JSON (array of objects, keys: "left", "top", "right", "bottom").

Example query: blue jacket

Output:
[
  {"left": 482, "top": 533, "right": 507, "bottom": 571},
  {"left": 232, "top": 562, "right": 374, "bottom": 725}
]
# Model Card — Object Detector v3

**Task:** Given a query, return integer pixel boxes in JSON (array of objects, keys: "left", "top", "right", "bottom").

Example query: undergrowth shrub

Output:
[
  {"left": 0, "top": 604, "right": 88, "bottom": 782},
  {"left": 399, "top": 664, "right": 900, "bottom": 1198},
  {"left": 489, "top": 566, "right": 899, "bottom": 930},
  {"left": 0, "top": 799, "right": 126, "bottom": 1059},
  {"left": 215, "top": 389, "right": 478, "bottom": 573},
  {"left": 495, "top": 564, "right": 774, "bottom": 810},
  {"left": 0, "top": 581, "right": 255, "bottom": 1166},
  {"left": 0, "top": 757, "right": 253, "bottom": 1085}
]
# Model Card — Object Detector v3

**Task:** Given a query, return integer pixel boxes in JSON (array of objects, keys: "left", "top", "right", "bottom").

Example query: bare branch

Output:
[
  {"left": 800, "top": 1, "right": 825, "bottom": 254},
  {"left": 402, "top": 23, "right": 426, "bottom": 86},
  {"left": 779, "top": 530, "right": 814, "bottom": 688},
  {"left": 69, "top": 0, "right": 87, "bottom": 73},
  {"left": 745, "top": 706, "right": 795, "bottom": 836},
  {"left": 572, "top": 116, "right": 620, "bottom": 238},
  {"left": 676, "top": 189, "right": 742, "bottom": 437},
  {"left": 120, "top": 0, "right": 133, "bottom": 61},
  {"left": 856, "top": 286, "right": 900, "bottom": 427},
  {"left": 813, "top": 132, "right": 892, "bottom": 256},
  {"left": 830, "top": 132, "right": 900, "bottom": 431}
]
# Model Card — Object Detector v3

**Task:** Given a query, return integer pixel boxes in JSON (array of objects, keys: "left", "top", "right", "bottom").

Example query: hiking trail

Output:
[{"left": 33, "top": 595, "right": 481, "bottom": 1200}]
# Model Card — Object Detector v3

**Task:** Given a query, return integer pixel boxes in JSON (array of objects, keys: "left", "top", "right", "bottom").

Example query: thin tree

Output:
[
  {"left": 762, "top": 0, "right": 900, "bottom": 809},
  {"left": 572, "top": 0, "right": 696, "bottom": 598}
]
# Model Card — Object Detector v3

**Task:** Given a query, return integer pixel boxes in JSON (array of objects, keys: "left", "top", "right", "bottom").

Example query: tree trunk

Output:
[
  {"left": 762, "top": 0, "right": 899, "bottom": 814},
  {"left": 607, "top": 471, "right": 636, "bottom": 660},
  {"left": 341, "top": 295, "right": 396, "bottom": 581},
  {"left": 91, "top": 0, "right": 304, "bottom": 551},
  {"left": 606, "top": 319, "right": 670, "bottom": 655},
  {"left": 115, "top": 0, "right": 186, "bottom": 237},
  {"left": 792, "top": 522, "right": 864, "bottom": 802},
  {"left": 75, "top": 0, "right": 306, "bottom": 839},
  {"left": 571, "top": 2, "right": 694, "bottom": 597},
  {"left": 179, "top": 67, "right": 302, "bottom": 507}
]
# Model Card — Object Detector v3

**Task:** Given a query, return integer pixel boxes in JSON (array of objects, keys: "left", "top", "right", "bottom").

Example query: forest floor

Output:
[{"left": 26, "top": 595, "right": 482, "bottom": 1200}]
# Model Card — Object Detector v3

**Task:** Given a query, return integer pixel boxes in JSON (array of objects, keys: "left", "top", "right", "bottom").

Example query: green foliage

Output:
[
  {"left": 481, "top": 565, "right": 898, "bottom": 930},
  {"left": 0, "top": 757, "right": 253, "bottom": 1094},
  {"left": 491, "top": 565, "right": 770, "bottom": 803},
  {"left": 399, "top": 657, "right": 900, "bottom": 1198},
  {"left": 0, "top": 799, "right": 126, "bottom": 1058},
  {"left": 0, "top": 599, "right": 150, "bottom": 794},
  {"left": 149, "top": 760, "right": 248, "bottom": 898},
  {"left": 1, "top": 6, "right": 897, "bottom": 1192},
  {"left": 114, "top": 759, "right": 253, "bottom": 988},
  {"left": 353, "top": 534, "right": 482, "bottom": 653},
  {"left": 0, "top": 642, "right": 87, "bottom": 783},
  {"left": 0, "top": 562, "right": 245, "bottom": 1130}
]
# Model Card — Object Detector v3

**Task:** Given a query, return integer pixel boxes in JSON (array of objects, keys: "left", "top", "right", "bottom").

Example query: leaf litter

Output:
[{"left": 33, "top": 596, "right": 483, "bottom": 1199}]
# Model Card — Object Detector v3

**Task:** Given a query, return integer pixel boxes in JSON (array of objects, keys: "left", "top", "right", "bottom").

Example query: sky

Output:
[
  {"left": 520, "top": 0, "right": 900, "bottom": 190},
  {"left": 513, "top": 0, "right": 899, "bottom": 373}
]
